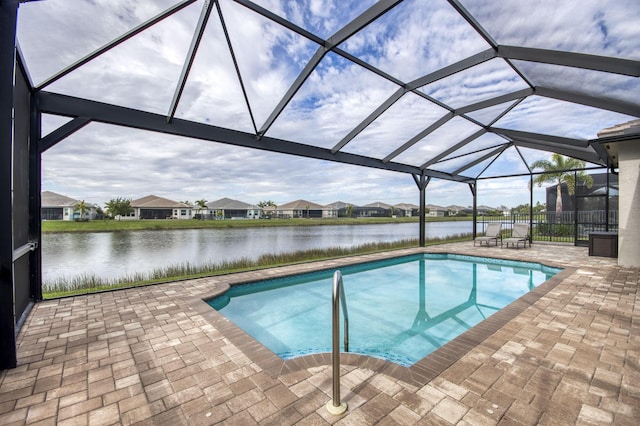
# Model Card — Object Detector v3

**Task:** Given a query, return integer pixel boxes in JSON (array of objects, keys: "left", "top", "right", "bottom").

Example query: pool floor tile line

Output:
[{"left": 1, "top": 242, "right": 639, "bottom": 425}]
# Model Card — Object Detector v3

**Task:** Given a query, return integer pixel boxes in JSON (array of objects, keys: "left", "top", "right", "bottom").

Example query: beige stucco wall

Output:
[{"left": 617, "top": 141, "right": 640, "bottom": 268}]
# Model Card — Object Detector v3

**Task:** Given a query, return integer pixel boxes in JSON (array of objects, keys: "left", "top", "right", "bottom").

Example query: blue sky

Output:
[{"left": 16, "top": 0, "right": 639, "bottom": 209}]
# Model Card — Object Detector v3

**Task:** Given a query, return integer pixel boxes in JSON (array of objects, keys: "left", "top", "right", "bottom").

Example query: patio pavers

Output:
[{"left": 1, "top": 242, "right": 638, "bottom": 425}]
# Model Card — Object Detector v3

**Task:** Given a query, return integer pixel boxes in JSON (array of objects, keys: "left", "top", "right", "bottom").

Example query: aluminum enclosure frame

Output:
[{"left": 3, "top": 0, "right": 639, "bottom": 370}]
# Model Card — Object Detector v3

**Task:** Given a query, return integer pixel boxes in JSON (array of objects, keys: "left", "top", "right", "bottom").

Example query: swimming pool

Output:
[{"left": 208, "top": 253, "right": 561, "bottom": 366}]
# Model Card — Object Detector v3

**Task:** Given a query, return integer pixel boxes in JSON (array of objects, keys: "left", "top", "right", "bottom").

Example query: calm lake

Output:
[{"left": 42, "top": 221, "right": 472, "bottom": 283}]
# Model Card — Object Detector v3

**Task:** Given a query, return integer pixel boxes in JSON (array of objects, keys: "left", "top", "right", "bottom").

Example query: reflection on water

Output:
[
  {"left": 43, "top": 221, "right": 472, "bottom": 282},
  {"left": 210, "top": 254, "right": 554, "bottom": 366}
]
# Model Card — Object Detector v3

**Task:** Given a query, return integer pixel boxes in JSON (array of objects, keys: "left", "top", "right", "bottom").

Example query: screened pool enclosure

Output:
[{"left": 2, "top": 0, "right": 639, "bottom": 369}]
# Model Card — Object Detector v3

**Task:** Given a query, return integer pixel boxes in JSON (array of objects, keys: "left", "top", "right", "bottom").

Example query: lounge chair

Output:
[
  {"left": 474, "top": 223, "right": 502, "bottom": 246},
  {"left": 502, "top": 223, "right": 530, "bottom": 248}
]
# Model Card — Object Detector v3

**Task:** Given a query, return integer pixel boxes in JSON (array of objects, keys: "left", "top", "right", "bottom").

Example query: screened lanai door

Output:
[{"left": 575, "top": 172, "right": 619, "bottom": 246}]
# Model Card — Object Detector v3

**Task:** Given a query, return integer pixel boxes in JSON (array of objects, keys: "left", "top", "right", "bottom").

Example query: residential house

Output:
[
  {"left": 446, "top": 205, "right": 466, "bottom": 216},
  {"left": 393, "top": 203, "right": 419, "bottom": 217},
  {"left": 327, "top": 201, "right": 357, "bottom": 218},
  {"left": 128, "top": 195, "right": 192, "bottom": 220},
  {"left": 271, "top": 200, "right": 330, "bottom": 218},
  {"left": 358, "top": 202, "right": 392, "bottom": 217},
  {"left": 477, "top": 205, "right": 497, "bottom": 215},
  {"left": 321, "top": 203, "right": 339, "bottom": 218},
  {"left": 206, "top": 198, "right": 262, "bottom": 219},
  {"left": 41, "top": 191, "right": 98, "bottom": 220}
]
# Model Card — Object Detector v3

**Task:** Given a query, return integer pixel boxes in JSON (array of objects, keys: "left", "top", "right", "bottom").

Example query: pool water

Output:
[{"left": 208, "top": 254, "right": 561, "bottom": 366}]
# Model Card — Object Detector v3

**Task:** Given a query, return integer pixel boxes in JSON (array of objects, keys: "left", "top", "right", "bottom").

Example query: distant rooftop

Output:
[
  {"left": 41, "top": 191, "right": 79, "bottom": 207},
  {"left": 131, "top": 195, "right": 190, "bottom": 209}
]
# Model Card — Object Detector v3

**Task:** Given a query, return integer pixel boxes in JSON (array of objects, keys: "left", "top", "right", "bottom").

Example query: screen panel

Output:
[{"left": 13, "top": 55, "right": 33, "bottom": 329}]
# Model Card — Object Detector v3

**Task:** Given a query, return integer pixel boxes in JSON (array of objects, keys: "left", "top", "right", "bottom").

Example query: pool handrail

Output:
[{"left": 327, "top": 270, "right": 348, "bottom": 415}]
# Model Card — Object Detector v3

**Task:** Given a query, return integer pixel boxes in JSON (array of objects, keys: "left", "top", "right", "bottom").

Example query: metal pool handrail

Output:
[
  {"left": 327, "top": 270, "right": 348, "bottom": 415},
  {"left": 336, "top": 271, "right": 349, "bottom": 353}
]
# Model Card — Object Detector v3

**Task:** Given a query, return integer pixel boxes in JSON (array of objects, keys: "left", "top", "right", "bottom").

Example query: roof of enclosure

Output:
[{"left": 16, "top": 0, "right": 640, "bottom": 183}]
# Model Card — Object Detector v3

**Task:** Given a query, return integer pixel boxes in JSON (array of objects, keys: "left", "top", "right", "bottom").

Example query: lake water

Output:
[{"left": 42, "top": 221, "right": 472, "bottom": 283}]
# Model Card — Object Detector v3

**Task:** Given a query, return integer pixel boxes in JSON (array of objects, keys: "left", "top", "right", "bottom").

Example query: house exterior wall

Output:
[
  {"left": 322, "top": 209, "right": 338, "bottom": 218},
  {"left": 173, "top": 208, "right": 192, "bottom": 220},
  {"left": 246, "top": 209, "right": 262, "bottom": 219},
  {"left": 42, "top": 205, "right": 97, "bottom": 220},
  {"left": 395, "top": 209, "right": 415, "bottom": 217},
  {"left": 617, "top": 141, "right": 640, "bottom": 268},
  {"left": 355, "top": 207, "right": 389, "bottom": 217},
  {"left": 118, "top": 209, "right": 138, "bottom": 220}
]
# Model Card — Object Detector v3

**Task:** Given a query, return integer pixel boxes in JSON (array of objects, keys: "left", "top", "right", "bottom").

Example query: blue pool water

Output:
[{"left": 208, "top": 254, "right": 561, "bottom": 366}]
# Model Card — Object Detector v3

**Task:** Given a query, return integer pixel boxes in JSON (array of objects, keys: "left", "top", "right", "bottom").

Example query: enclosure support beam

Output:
[
  {"left": 167, "top": 0, "right": 214, "bottom": 124},
  {"left": 38, "top": 91, "right": 473, "bottom": 182},
  {"left": 36, "top": 0, "right": 198, "bottom": 90},
  {"left": 39, "top": 117, "right": 91, "bottom": 153},
  {"left": 469, "top": 182, "right": 477, "bottom": 239},
  {"left": 0, "top": 0, "right": 19, "bottom": 370},
  {"left": 605, "top": 169, "right": 610, "bottom": 232},
  {"left": 413, "top": 173, "right": 430, "bottom": 247},
  {"left": 529, "top": 174, "right": 534, "bottom": 245}
]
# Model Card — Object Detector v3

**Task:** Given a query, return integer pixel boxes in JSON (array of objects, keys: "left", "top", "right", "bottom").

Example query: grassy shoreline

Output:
[
  {"left": 42, "top": 234, "right": 472, "bottom": 298},
  {"left": 41, "top": 216, "right": 472, "bottom": 233}
]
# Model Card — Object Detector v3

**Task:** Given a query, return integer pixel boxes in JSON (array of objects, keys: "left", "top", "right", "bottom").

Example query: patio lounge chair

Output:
[
  {"left": 502, "top": 223, "right": 530, "bottom": 248},
  {"left": 474, "top": 223, "right": 502, "bottom": 246}
]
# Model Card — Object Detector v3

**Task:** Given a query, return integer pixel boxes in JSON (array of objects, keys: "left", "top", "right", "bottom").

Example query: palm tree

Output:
[
  {"left": 258, "top": 200, "right": 276, "bottom": 208},
  {"left": 195, "top": 199, "right": 207, "bottom": 219},
  {"left": 258, "top": 200, "right": 276, "bottom": 218},
  {"left": 531, "top": 154, "right": 593, "bottom": 220},
  {"left": 73, "top": 200, "right": 88, "bottom": 221},
  {"left": 345, "top": 204, "right": 354, "bottom": 218}
]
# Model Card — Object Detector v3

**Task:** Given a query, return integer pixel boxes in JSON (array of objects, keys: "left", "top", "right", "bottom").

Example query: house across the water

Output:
[
  {"left": 267, "top": 200, "right": 337, "bottom": 218},
  {"left": 127, "top": 195, "right": 192, "bottom": 220},
  {"left": 205, "top": 198, "right": 262, "bottom": 219},
  {"left": 41, "top": 191, "right": 98, "bottom": 220}
]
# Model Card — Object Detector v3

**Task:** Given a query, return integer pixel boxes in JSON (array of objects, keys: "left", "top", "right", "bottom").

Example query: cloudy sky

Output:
[{"left": 16, "top": 0, "right": 639, "bottom": 209}]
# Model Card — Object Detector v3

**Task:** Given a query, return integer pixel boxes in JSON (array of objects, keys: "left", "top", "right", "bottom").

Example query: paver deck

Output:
[{"left": 1, "top": 242, "right": 638, "bottom": 425}]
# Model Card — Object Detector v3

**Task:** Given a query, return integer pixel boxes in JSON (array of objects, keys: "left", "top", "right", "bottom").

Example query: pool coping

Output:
[{"left": 187, "top": 248, "right": 574, "bottom": 387}]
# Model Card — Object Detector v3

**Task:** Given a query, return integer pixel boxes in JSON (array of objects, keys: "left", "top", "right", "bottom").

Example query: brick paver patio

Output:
[{"left": 1, "top": 242, "right": 638, "bottom": 425}]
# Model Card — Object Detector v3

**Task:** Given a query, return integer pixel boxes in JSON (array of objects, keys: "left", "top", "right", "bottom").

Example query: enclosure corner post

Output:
[
  {"left": 0, "top": 0, "right": 20, "bottom": 370},
  {"left": 413, "top": 173, "right": 429, "bottom": 247},
  {"left": 469, "top": 181, "right": 477, "bottom": 239},
  {"left": 529, "top": 174, "right": 533, "bottom": 244}
]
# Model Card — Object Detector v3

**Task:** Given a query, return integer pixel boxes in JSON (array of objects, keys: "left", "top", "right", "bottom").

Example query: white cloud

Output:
[
  {"left": 309, "top": 0, "right": 333, "bottom": 19},
  {"left": 462, "top": 0, "right": 640, "bottom": 58},
  {"left": 421, "top": 58, "right": 529, "bottom": 109},
  {"left": 19, "top": 0, "right": 634, "bottom": 211},
  {"left": 494, "top": 97, "right": 636, "bottom": 140}
]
